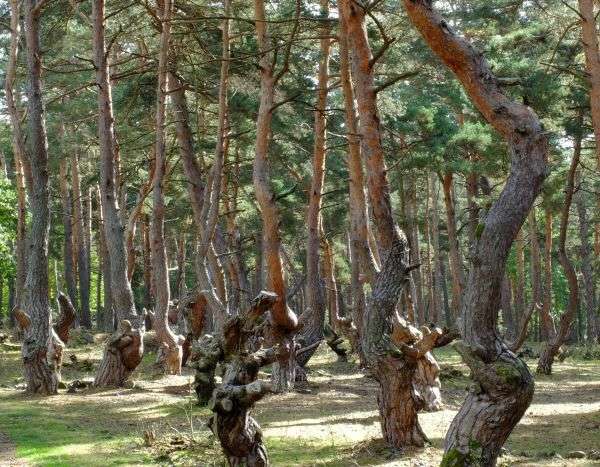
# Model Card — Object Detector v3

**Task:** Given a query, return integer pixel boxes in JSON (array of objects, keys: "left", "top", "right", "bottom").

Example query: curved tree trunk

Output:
[
  {"left": 297, "top": 0, "right": 331, "bottom": 374},
  {"left": 150, "top": 0, "right": 182, "bottom": 376},
  {"left": 339, "top": 0, "right": 452, "bottom": 448},
  {"left": 21, "top": 0, "right": 60, "bottom": 395},
  {"left": 403, "top": 2, "right": 547, "bottom": 464},
  {"left": 537, "top": 125, "right": 582, "bottom": 375},
  {"left": 93, "top": 0, "right": 143, "bottom": 386},
  {"left": 55, "top": 293, "right": 77, "bottom": 345},
  {"left": 253, "top": 0, "right": 299, "bottom": 392},
  {"left": 203, "top": 292, "right": 280, "bottom": 466}
]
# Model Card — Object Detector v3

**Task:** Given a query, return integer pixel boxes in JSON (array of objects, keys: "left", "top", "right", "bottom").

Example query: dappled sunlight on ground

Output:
[{"left": 1, "top": 335, "right": 599, "bottom": 465}]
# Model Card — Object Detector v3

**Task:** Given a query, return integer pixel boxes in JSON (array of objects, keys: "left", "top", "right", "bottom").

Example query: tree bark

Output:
[
  {"left": 441, "top": 172, "right": 464, "bottom": 318},
  {"left": 55, "top": 293, "right": 76, "bottom": 345},
  {"left": 253, "top": 0, "right": 299, "bottom": 392},
  {"left": 297, "top": 0, "right": 331, "bottom": 374},
  {"left": 403, "top": 2, "right": 547, "bottom": 464},
  {"left": 5, "top": 0, "right": 29, "bottom": 314},
  {"left": 93, "top": 0, "right": 143, "bottom": 386},
  {"left": 58, "top": 158, "right": 78, "bottom": 313},
  {"left": 406, "top": 178, "right": 425, "bottom": 324},
  {"left": 537, "top": 127, "right": 582, "bottom": 374},
  {"left": 21, "top": 0, "right": 60, "bottom": 395},
  {"left": 151, "top": 0, "right": 183, "bottom": 376},
  {"left": 577, "top": 0, "right": 600, "bottom": 255},
  {"left": 71, "top": 153, "right": 91, "bottom": 328},
  {"left": 96, "top": 185, "right": 113, "bottom": 331},
  {"left": 202, "top": 292, "right": 281, "bottom": 466},
  {"left": 339, "top": 0, "right": 451, "bottom": 448},
  {"left": 541, "top": 207, "right": 556, "bottom": 341},
  {"left": 574, "top": 178, "right": 598, "bottom": 343}
]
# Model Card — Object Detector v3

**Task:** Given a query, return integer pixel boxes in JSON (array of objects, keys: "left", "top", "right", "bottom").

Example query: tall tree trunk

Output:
[
  {"left": 151, "top": 0, "right": 183, "bottom": 375},
  {"left": 403, "top": 2, "right": 547, "bottom": 464},
  {"left": 97, "top": 185, "right": 113, "bottom": 331},
  {"left": 406, "top": 178, "right": 425, "bottom": 324},
  {"left": 71, "top": 153, "right": 91, "bottom": 328},
  {"left": 21, "top": 0, "right": 60, "bottom": 395},
  {"left": 537, "top": 126, "right": 582, "bottom": 374},
  {"left": 253, "top": 0, "right": 299, "bottom": 392},
  {"left": 58, "top": 158, "right": 78, "bottom": 312},
  {"left": 338, "top": 7, "right": 375, "bottom": 363},
  {"left": 297, "top": 0, "right": 331, "bottom": 374},
  {"left": 5, "top": 0, "right": 29, "bottom": 314},
  {"left": 541, "top": 207, "right": 555, "bottom": 341},
  {"left": 339, "top": 0, "right": 450, "bottom": 448},
  {"left": 429, "top": 173, "right": 444, "bottom": 325},
  {"left": 575, "top": 179, "right": 598, "bottom": 343},
  {"left": 93, "top": 0, "right": 143, "bottom": 387},
  {"left": 441, "top": 172, "right": 464, "bottom": 318},
  {"left": 577, "top": 0, "right": 600, "bottom": 255}
]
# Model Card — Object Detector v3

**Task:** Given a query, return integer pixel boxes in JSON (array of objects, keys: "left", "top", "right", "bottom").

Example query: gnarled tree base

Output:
[
  {"left": 375, "top": 358, "right": 427, "bottom": 448},
  {"left": 94, "top": 320, "right": 144, "bottom": 388},
  {"left": 443, "top": 341, "right": 534, "bottom": 466}
]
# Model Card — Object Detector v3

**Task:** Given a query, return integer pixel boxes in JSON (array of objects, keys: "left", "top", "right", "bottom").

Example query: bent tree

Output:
[
  {"left": 93, "top": 0, "right": 144, "bottom": 387},
  {"left": 20, "top": 0, "right": 60, "bottom": 395},
  {"left": 150, "top": 0, "right": 184, "bottom": 375},
  {"left": 403, "top": 0, "right": 548, "bottom": 464},
  {"left": 339, "top": 0, "right": 450, "bottom": 448},
  {"left": 253, "top": 0, "right": 299, "bottom": 392}
]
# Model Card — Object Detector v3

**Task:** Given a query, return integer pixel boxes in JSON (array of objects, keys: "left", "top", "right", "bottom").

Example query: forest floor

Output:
[{"left": 1, "top": 331, "right": 599, "bottom": 466}]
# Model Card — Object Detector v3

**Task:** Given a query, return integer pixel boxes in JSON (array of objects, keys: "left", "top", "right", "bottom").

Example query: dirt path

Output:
[{"left": 0, "top": 431, "right": 27, "bottom": 466}]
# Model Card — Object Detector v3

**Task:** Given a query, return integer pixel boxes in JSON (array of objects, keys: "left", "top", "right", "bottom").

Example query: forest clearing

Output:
[
  {"left": 1, "top": 0, "right": 600, "bottom": 465},
  {"left": 1, "top": 337, "right": 600, "bottom": 466}
]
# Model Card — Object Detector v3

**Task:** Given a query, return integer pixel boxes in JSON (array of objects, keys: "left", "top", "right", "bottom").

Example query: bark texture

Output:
[
  {"left": 297, "top": 0, "right": 331, "bottom": 372},
  {"left": 151, "top": 0, "right": 183, "bottom": 376},
  {"left": 403, "top": 1, "right": 547, "bottom": 464},
  {"left": 93, "top": 0, "right": 143, "bottom": 385},
  {"left": 21, "top": 0, "right": 60, "bottom": 395},
  {"left": 253, "top": 0, "right": 299, "bottom": 392},
  {"left": 195, "top": 292, "right": 281, "bottom": 466}
]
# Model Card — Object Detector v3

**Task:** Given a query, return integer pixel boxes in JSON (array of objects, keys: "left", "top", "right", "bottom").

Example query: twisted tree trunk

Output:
[
  {"left": 151, "top": 0, "right": 183, "bottom": 375},
  {"left": 204, "top": 292, "right": 281, "bottom": 467},
  {"left": 403, "top": 1, "right": 547, "bottom": 464},
  {"left": 339, "top": 0, "right": 451, "bottom": 446},
  {"left": 93, "top": 0, "right": 143, "bottom": 386}
]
